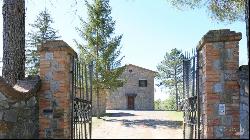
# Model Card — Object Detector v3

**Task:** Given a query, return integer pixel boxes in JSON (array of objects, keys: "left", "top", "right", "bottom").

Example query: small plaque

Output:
[{"left": 218, "top": 104, "right": 225, "bottom": 115}]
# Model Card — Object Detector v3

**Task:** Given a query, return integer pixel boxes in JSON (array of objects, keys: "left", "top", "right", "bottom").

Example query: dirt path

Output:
[{"left": 92, "top": 110, "right": 183, "bottom": 139}]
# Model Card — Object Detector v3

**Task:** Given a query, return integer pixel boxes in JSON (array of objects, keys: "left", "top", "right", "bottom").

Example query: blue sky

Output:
[{"left": 0, "top": 0, "right": 247, "bottom": 100}]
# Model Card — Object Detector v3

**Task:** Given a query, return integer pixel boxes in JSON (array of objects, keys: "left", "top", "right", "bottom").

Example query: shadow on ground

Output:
[
  {"left": 103, "top": 112, "right": 136, "bottom": 117},
  {"left": 101, "top": 118, "right": 183, "bottom": 129}
]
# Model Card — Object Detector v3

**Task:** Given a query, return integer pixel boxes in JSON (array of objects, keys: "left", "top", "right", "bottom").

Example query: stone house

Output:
[{"left": 106, "top": 64, "right": 156, "bottom": 110}]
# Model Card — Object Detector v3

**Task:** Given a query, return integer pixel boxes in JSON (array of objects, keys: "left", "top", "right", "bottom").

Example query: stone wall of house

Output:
[
  {"left": 106, "top": 64, "right": 155, "bottom": 110},
  {"left": 0, "top": 76, "right": 40, "bottom": 139},
  {"left": 239, "top": 65, "right": 249, "bottom": 139},
  {"left": 197, "top": 29, "right": 241, "bottom": 139},
  {"left": 38, "top": 40, "right": 76, "bottom": 139}
]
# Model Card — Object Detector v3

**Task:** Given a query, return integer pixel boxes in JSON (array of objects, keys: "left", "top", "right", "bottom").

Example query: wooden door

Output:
[{"left": 127, "top": 96, "right": 134, "bottom": 110}]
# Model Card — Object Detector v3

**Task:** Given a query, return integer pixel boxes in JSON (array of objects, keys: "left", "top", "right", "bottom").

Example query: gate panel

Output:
[
  {"left": 71, "top": 57, "right": 93, "bottom": 139},
  {"left": 182, "top": 50, "right": 200, "bottom": 139}
]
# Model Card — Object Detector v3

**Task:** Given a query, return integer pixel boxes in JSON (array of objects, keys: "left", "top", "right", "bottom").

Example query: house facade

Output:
[{"left": 106, "top": 64, "right": 156, "bottom": 110}]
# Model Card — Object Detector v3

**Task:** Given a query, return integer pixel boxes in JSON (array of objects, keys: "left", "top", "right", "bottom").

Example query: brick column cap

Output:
[
  {"left": 197, "top": 29, "right": 242, "bottom": 51},
  {"left": 39, "top": 40, "right": 77, "bottom": 57}
]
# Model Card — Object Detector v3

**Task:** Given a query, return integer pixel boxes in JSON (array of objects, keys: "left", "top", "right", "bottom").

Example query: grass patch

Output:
[{"left": 164, "top": 111, "right": 183, "bottom": 121}]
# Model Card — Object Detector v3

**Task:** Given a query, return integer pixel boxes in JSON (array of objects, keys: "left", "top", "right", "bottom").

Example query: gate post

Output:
[
  {"left": 197, "top": 29, "right": 241, "bottom": 139},
  {"left": 38, "top": 40, "right": 76, "bottom": 139}
]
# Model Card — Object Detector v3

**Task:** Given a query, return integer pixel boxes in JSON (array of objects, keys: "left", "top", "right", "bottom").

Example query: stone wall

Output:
[
  {"left": 106, "top": 64, "right": 155, "bottom": 110},
  {"left": 0, "top": 76, "right": 40, "bottom": 139},
  {"left": 38, "top": 40, "right": 76, "bottom": 139},
  {"left": 197, "top": 29, "right": 241, "bottom": 139},
  {"left": 239, "top": 65, "right": 249, "bottom": 139}
]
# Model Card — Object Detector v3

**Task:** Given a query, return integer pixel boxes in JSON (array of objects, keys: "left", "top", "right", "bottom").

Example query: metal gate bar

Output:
[
  {"left": 71, "top": 56, "right": 93, "bottom": 139},
  {"left": 182, "top": 49, "right": 200, "bottom": 139}
]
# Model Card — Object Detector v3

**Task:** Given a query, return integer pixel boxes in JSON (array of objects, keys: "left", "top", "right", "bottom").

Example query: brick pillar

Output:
[
  {"left": 197, "top": 29, "right": 242, "bottom": 139},
  {"left": 38, "top": 40, "right": 76, "bottom": 139}
]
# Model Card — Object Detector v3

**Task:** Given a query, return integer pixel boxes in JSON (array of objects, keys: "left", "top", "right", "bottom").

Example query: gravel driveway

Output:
[{"left": 92, "top": 110, "right": 183, "bottom": 139}]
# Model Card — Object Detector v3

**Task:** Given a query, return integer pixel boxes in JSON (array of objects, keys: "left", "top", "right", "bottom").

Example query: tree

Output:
[
  {"left": 156, "top": 48, "right": 183, "bottom": 111},
  {"left": 167, "top": 0, "right": 249, "bottom": 64},
  {"left": 76, "top": 0, "right": 125, "bottom": 118},
  {"left": 2, "top": 0, "right": 25, "bottom": 86},
  {"left": 154, "top": 97, "right": 177, "bottom": 110},
  {"left": 163, "top": 96, "right": 176, "bottom": 110},
  {"left": 154, "top": 99, "right": 162, "bottom": 110},
  {"left": 26, "top": 9, "right": 60, "bottom": 75}
]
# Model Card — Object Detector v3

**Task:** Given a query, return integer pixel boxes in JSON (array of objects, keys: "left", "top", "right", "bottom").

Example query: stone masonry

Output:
[
  {"left": 197, "top": 29, "right": 241, "bottom": 139},
  {"left": 0, "top": 76, "right": 40, "bottom": 139},
  {"left": 106, "top": 64, "right": 156, "bottom": 110},
  {"left": 39, "top": 40, "right": 77, "bottom": 139}
]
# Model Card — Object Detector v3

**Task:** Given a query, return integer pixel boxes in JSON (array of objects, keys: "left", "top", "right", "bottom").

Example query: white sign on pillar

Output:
[{"left": 218, "top": 104, "right": 225, "bottom": 115}]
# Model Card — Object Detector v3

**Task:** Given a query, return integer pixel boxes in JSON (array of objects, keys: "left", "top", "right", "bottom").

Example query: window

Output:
[
  {"left": 139, "top": 80, "right": 147, "bottom": 87},
  {"left": 129, "top": 69, "right": 132, "bottom": 73}
]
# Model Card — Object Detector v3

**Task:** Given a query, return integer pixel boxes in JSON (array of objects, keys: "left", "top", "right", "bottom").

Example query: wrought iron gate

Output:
[
  {"left": 71, "top": 57, "right": 93, "bottom": 139},
  {"left": 182, "top": 49, "right": 200, "bottom": 139}
]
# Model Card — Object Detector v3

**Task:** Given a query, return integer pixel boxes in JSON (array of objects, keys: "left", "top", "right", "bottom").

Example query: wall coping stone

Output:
[
  {"left": 197, "top": 29, "right": 242, "bottom": 51},
  {"left": 39, "top": 40, "right": 77, "bottom": 57}
]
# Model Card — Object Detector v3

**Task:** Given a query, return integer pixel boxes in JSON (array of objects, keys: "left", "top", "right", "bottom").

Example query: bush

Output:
[{"left": 154, "top": 96, "right": 177, "bottom": 110}]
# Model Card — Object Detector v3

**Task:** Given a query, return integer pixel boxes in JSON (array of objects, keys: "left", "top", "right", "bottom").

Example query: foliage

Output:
[
  {"left": 76, "top": 0, "right": 125, "bottom": 117},
  {"left": 154, "top": 96, "right": 177, "bottom": 110},
  {"left": 154, "top": 99, "right": 163, "bottom": 110},
  {"left": 167, "top": 0, "right": 245, "bottom": 23},
  {"left": 156, "top": 48, "right": 183, "bottom": 88},
  {"left": 25, "top": 9, "right": 60, "bottom": 75},
  {"left": 163, "top": 96, "right": 177, "bottom": 110}
]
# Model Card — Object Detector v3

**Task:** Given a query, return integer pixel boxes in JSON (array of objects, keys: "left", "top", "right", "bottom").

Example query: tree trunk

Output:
[
  {"left": 175, "top": 83, "right": 178, "bottom": 111},
  {"left": 96, "top": 86, "right": 100, "bottom": 119},
  {"left": 174, "top": 69, "right": 178, "bottom": 111},
  {"left": 96, "top": 30, "right": 100, "bottom": 119},
  {"left": 2, "top": 0, "right": 25, "bottom": 86}
]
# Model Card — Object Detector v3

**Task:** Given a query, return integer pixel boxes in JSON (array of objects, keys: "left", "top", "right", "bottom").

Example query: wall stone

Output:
[
  {"left": 0, "top": 76, "right": 40, "bottom": 139},
  {"left": 38, "top": 40, "right": 76, "bottom": 139},
  {"left": 106, "top": 64, "right": 155, "bottom": 110},
  {"left": 197, "top": 29, "right": 241, "bottom": 139}
]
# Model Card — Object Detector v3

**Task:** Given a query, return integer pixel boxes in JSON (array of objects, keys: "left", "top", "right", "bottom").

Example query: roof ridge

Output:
[{"left": 125, "top": 64, "right": 157, "bottom": 73}]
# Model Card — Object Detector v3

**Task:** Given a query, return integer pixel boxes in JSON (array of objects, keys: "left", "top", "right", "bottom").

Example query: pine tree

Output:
[
  {"left": 76, "top": 0, "right": 125, "bottom": 118},
  {"left": 156, "top": 48, "right": 183, "bottom": 111},
  {"left": 26, "top": 9, "right": 60, "bottom": 75}
]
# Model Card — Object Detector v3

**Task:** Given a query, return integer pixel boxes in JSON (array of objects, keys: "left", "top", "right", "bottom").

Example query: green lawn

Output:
[{"left": 164, "top": 111, "right": 183, "bottom": 121}]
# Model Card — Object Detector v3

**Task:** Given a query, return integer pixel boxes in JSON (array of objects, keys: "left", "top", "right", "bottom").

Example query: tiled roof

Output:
[{"left": 125, "top": 64, "right": 157, "bottom": 74}]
